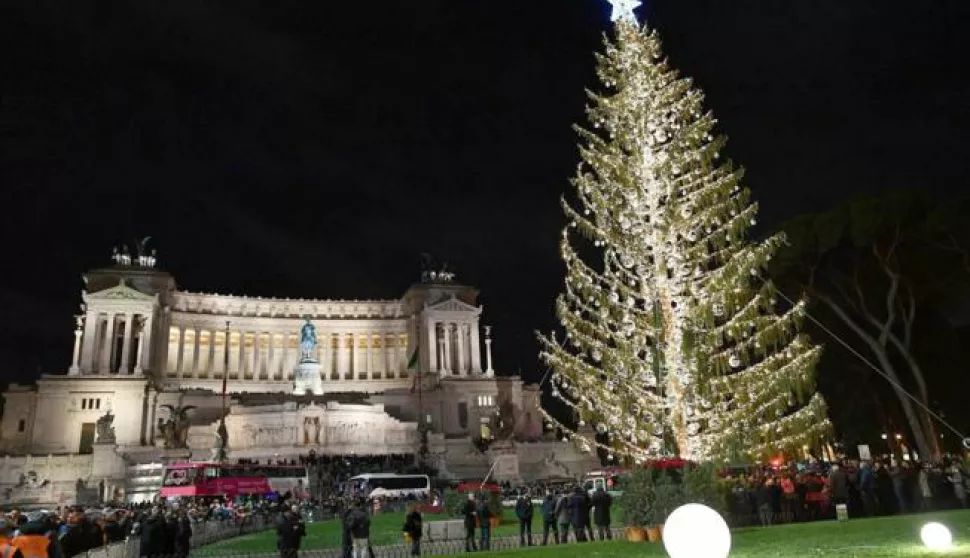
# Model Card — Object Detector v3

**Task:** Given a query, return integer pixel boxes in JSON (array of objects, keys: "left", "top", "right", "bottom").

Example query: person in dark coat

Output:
[
  {"left": 476, "top": 495, "right": 492, "bottom": 551},
  {"left": 276, "top": 507, "right": 306, "bottom": 558},
  {"left": 161, "top": 512, "right": 177, "bottom": 557},
  {"left": 174, "top": 511, "right": 192, "bottom": 558},
  {"left": 346, "top": 502, "right": 370, "bottom": 558},
  {"left": 103, "top": 512, "right": 126, "bottom": 546},
  {"left": 583, "top": 489, "right": 595, "bottom": 541},
  {"left": 460, "top": 493, "right": 477, "bottom": 552},
  {"left": 756, "top": 478, "right": 774, "bottom": 526},
  {"left": 340, "top": 507, "right": 354, "bottom": 558},
  {"left": 58, "top": 512, "right": 88, "bottom": 558},
  {"left": 138, "top": 509, "right": 165, "bottom": 558},
  {"left": 591, "top": 487, "right": 613, "bottom": 540},
  {"left": 402, "top": 505, "right": 423, "bottom": 557},
  {"left": 874, "top": 462, "right": 895, "bottom": 515},
  {"left": 829, "top": 465, "right": 850, "bottom": 506},
  {"left": 514, "top": 494, "right": 534, "bottom": 547},
  {"left": 554, "top": 491, "right": 571, "bottom": 543},
  {"left": 568, "top": 487, "right": 588, "bottom": 542},
  {"left": 540, "top": 490, "right": 558, "bottom": 546}
]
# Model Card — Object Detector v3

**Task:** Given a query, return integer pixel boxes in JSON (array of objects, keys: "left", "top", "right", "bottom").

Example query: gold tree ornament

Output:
[{"left": 537, "top": 16, "right": 830, "bottom": 462}]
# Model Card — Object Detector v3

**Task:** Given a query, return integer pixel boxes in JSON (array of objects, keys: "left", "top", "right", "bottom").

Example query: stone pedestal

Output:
[
  {"left": 293, "top": 361, "right": 323, "bottom": 395},
  {"left": 487, "top": 440, "right": 521, "bottom": 483}
]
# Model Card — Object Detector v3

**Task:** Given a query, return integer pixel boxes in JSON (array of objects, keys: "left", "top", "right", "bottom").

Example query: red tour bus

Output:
[{"left": 159, "top": 462, "right": 311, "bottom": 500}]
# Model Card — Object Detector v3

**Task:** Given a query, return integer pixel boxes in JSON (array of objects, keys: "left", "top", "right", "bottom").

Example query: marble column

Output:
[
  {"left": 205, "top": 329, "right": 216, "bottom": 377},
  {"left": 118, "top": 313, "right": 134, "bottom": 374},
  {"left": 436, "top": 326, "right": 446, "bottom": 374},
  {"left": 176, "top": 326, "right": 186, "bottom": 376},
  {"left": 99, "top": 314, "right": 116, "bottom": 374},
  {"left": 320, "top": 331, "right": 330, "bottom": 379},
  {"left": 384, "top": 332, "right": 393, "bottom": 379},
  {"left": 139, "top": 314, "right": 153, "bottom": 374},
  {"left": 456, "top": 323, "right": 466, "bottom": 375},
  {"left": 191, "top": 327, "right": 202, "bottom": 378},
  {"left": 80, "top": 309, "right": 99, "bottom": 373},
  {"left": 346, "top": 333, "right": 355, "bottom": 380},
  {"left": 237, "top": 331, "right": 246, "bottom": 378},
  {"left": 442, "top": 323, "right": 453, "bottom": 375},
  {"left": 134, "top": 325, "right": 145, "bottom": 376},
  {"left": 267, "top": 333, "right": 276, "bottom": 380},
  {"left": 213, "top": 330, "right": 224, "bottom": 378},
  {"left": 398, "top": 333, "right": 407, "bottom": 376},
  {"left": 470, "top": 321, "right": 482, "bottom": 374},
  {"left": 69, "top": 316, "right": 83, "bottom": 375},
  {"left": 335, "top": 333, "right": 352, "bottom": 380},
  {"left": 484, "top": 325, "right": 495, "bottom": 377},
  {"left": 251, "top": 332, "right": 261, "bottom": 379},
  {"left": 284, "top": 332, "right": 294, "bottom": 380},
  {"left": 426, "top": 320, "right": 438, "bottom": 374},
  {"left": 364, "top": 333, "right": 372, "bottom": 380}
]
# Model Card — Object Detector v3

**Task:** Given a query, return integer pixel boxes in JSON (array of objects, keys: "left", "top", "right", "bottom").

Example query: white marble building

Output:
[{"left": 0, "top": 248, "right": 596, "bottom": 507}]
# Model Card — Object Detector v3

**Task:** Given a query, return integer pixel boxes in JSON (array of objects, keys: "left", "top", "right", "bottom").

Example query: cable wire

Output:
[{"left": 770, "top": 285, "right": 967, "bottom": 443}]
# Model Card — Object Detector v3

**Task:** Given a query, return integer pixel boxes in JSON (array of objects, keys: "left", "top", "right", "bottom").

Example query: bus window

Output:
[
  {"left": 163, "top": 468, "right": 197, "bottom": 486},
  {"left": 204, "top": 467, "right": 219, "bottom": 478},
  {"left": 582, "top": 479, "right": 594, "bottom": 493}
]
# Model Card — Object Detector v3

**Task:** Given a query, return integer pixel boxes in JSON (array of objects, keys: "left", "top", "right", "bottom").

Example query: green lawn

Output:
[
  {"left": 198, "top": 509, "right": 970, "bottom": 557},
  {"left": 196, "top": 512, "right": 534, "bottom": 555}
]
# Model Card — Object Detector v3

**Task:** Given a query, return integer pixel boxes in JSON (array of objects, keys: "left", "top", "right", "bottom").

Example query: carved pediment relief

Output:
[
  {"left": 425, "top": 296, "right": 481, "bottom": 315},
  {"left": 83, "top": 280, "right": 157, "bottom": 304}
]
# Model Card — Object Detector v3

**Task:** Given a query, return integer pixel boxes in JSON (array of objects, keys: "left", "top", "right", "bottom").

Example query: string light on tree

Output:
[{"left": 536, "top": 3, "right": 831, "bottom": 462}]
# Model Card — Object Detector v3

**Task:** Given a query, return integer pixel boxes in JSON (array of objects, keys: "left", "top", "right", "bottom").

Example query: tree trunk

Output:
[
  {"left": 818, "top": 296, "right": 934, "bottom": 460},
  {"left": 886, "top": 330, "right": 941, "bottom": 460}
]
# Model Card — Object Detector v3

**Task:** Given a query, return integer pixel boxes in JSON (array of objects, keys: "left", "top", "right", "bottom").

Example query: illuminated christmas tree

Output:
[{"left": 538, "top": 4, "right": 830, "bottom": 462}]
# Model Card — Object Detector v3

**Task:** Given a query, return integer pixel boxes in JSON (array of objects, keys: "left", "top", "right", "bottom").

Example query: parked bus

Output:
[
  {"left": 346, "top": 473, "right": 430, "bottom": 499},
  {"left": 159, "top": 462, "right": 310, "bottom": 500},
  {"left": 582, "top": 459, "right": 693, "bottom": 496},
  {"left": 582, "top": 467, "right": 629, "bottom": 496}
]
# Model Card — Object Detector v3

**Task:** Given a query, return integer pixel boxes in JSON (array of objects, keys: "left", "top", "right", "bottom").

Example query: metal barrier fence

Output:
[
  {"left": 194, "top": 527, "right": 627, "bottom": 558},
  {"left": 70, "top": 516, "right": 269, "bottom": 558}
]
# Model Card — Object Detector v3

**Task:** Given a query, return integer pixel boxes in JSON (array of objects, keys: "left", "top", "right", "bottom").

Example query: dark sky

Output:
[{"left": 1, "top": 0, "right": 968, "bottom": 388}]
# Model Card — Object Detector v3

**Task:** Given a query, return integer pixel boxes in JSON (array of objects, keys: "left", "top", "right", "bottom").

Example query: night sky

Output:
[{"left": 1, "top": 0, "right": 968, "bottom": 390}]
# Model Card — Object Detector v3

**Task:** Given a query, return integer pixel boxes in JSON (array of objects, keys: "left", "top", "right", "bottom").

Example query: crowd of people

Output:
[
  {"left": 0, "top": 498, "right": 302, "bottom": 558},
  {"left": 0, "top": 505, "right": 193, "bottom": 558},
  {"left": 727, "top": 456, "right": 969, "bottom": 526},
  {"left": 454, "top": 486, "right": 613, "bottom": 552}
]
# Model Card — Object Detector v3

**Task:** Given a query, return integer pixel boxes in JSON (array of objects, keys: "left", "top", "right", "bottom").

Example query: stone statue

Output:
[
  {"left": 303, "top": 417, "right": 321, "bottom": 445},
  {"left": 158, "top": 405, "right": 196, "bottom": 449},
  {"left": 300, "top": 319, "right": 318, "bottom": 363},
  {"left": 95, "top": 411, "right": 116, "bottom": 444},
  {"left": 210, "top": 419, "right": 229, "bottom": 462}
]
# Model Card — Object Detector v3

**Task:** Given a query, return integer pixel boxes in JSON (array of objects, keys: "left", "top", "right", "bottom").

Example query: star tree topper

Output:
[{"left": 607, "top": 0, "right": 641, "bottom": 23}]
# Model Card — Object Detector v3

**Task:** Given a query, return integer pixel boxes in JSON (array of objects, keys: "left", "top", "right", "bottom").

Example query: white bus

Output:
[{"left": 347, "top": 473, "right": 431, "bottom": 499}]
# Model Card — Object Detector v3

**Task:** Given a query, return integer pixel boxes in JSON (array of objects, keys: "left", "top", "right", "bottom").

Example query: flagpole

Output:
[
  {"left": 214, "top": 320, "right": 230, "bottom": 464},
  {"left": 221, "top": 320, "right": 229, "bottom": 415}
]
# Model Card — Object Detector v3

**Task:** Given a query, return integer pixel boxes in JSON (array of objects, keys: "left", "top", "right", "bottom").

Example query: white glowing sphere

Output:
[
  {"left": 662, "top": 503, "right": 731, "bottom": 558},
  {"left": 920, "top": 522, "right": 952, "bottom": 550}
]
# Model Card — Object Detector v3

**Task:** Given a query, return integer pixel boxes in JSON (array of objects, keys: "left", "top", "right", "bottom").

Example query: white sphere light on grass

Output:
[
  {"left": 920, "top": 522, "right": 953, "bottom": 550},
  {"left": 662, "top": 503, "right": 731, "bottom": 558}
]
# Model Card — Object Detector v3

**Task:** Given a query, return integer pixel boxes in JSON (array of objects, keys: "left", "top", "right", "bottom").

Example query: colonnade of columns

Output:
[
  {"left": 428, "top": 320, "right": 485, "bottom": 376},
  {"left": 75, "top": 310, "right": 152, "bottom": 375},
  {"left": 165, "top": 328, "right": 410, "bottom": 382}
]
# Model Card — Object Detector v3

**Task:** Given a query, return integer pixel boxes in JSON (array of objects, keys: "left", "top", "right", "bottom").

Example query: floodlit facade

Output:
[{"left": 0, "top": 248, "right": 595, "bottom": 507}]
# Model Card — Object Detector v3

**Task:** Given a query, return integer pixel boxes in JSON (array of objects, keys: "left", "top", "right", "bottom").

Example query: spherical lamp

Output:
[
  {"left": 920, "top": 522, "right": 952, "bottom": 550},
  {"left": 662, "top": 503, "right": 731, "bottom": 558}
]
